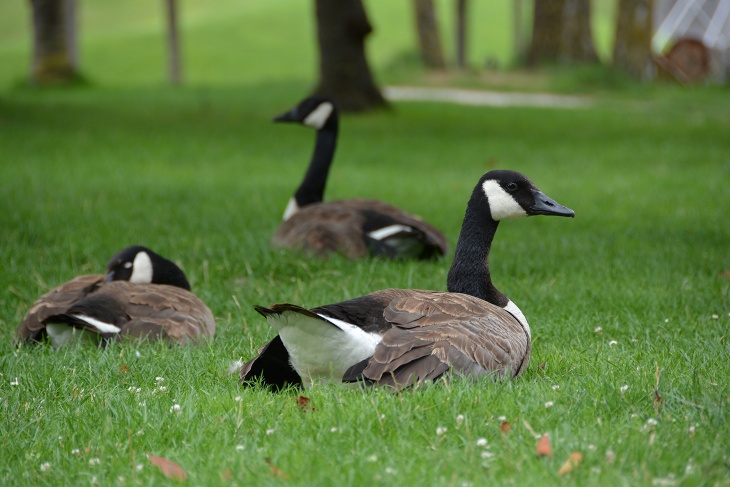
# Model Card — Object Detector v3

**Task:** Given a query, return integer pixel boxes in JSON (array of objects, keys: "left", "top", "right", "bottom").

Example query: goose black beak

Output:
[
  {"left": 530, "top": 189, "right": 575, "bottom": 218},
  {"left": 272, "top": 109, "right": 298, "bottom": 123},
  {"left": 105, "top": 272, "right": 115, "bottom": 282}
]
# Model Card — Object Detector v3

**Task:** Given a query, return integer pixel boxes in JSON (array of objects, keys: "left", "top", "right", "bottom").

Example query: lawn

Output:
[{"left": 1, "top": 1, "right": 729, "bottom": 486}]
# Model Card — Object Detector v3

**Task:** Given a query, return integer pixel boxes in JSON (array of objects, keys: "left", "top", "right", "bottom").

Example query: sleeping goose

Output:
[
  {"left": 14, "top": 245, "right": 216, "bottom": 347},
  {"left": 271, "top": 96, "right": 448, "bottom": 260},
  {"left": 241, "top": 170, "right": 574, "bottom": 389}
]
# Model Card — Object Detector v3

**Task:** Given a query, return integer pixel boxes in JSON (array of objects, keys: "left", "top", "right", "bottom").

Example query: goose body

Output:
[
  {"left": 241, "top": 170, "right": 574, "bottom": 389},
  {"left": 15, "top": 246, "right": 216, "bottom": 347},
  {"left": 271, "top": 96, "right": 448, "bottom": 259}
]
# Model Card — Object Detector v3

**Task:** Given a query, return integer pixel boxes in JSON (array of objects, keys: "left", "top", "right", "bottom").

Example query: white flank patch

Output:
[
  {"left": 503, "top": 300, "right": 530, "bottom": 339},
  {"left": 282, "top": 197, "right": 300, "bottom": 221},
  {"left": 367, "top": 224, "right": 413, "bottom": 241},
  {"left": 482, "top": 180, "right": 527, "bottom": 221},
  {"left": 130, "top": 251, "right": 153, "bottom": 284},
  {"left": 69, "top": 314, "right": 122, "bottom": 334},
  {"left": 46, "top": 323, "right": 103, "bottom": 348},
  {"left": 303, "top": 102, "right": 334, "bottom": 130},
  {"left": 268, "top": 310, "right": 381, "bottom": 385}
]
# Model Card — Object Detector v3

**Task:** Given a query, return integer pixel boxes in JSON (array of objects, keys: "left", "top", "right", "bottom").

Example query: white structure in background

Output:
[{"left": 654, "top": 0, "right": 730, "bottom": 81}]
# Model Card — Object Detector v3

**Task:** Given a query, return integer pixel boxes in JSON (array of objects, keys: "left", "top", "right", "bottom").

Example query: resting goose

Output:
[
  {"left": 271, "top": 96, "right": 448, "bottom": 259},
  {"left": 241, "top": 170, "right": 574, "bottom": 389},
  {"left": 14, "top": 246, "right": 216, "bottom": 347}
]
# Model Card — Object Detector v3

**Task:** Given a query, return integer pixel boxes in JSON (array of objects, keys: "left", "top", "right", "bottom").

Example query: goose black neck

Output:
[
  {"left": 294, "top": 117, "right": 338, "bottom": 207},
  {"left": 150, "top": 254, "right": 191, "bottom": 290},
  {"left": 446, "top": 188, "right": 508, "bottom": 307}
]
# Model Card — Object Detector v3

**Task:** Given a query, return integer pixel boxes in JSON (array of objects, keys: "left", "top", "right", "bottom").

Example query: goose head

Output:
[
  {"left": 105, "top": 246, "right": 191, "bottom": 290},
  {"left": 273, "top": 96, "right": 338, "bottom": 131},
  {"left": 479, "top": 170, "right": 575, "bottom": 221}
]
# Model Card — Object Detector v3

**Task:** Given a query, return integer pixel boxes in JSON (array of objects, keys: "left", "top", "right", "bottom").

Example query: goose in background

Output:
[
  {"left": 271, "top": 96, "right": 448, "bottom": 260},
  {"left": 15, "top": 245, "right": 216, "bottom": 347},
  {"left": 241, "top": 170, "right": 574, "bottom": 389}
]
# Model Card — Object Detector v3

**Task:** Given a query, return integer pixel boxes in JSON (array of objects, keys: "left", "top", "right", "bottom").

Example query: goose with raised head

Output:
[
  {"left": 241, "top": 170, "right": 574, "bottom": 389},
  {"left": 15, "top": 246, "right": 216, "bottom": 347},
  {"left": 271, "top": 96, "right": 448, "bottom": 260}
]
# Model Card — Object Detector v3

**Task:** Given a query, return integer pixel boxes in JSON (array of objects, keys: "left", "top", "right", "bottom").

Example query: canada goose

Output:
[
  {"left": 14, "top": 246, "right": 216, "bottom": 347},
  {"left": 271, "top": 96, "right": 448, "bottom": 259},
  {"left": 241, "top": 170, "right": 574, "bottom": 389}
]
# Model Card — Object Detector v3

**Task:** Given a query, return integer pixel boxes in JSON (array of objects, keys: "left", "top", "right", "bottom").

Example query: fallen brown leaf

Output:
[
  {"left": 536, "top": 434, "right": 552, "bottom": 457},
  {"left": 265, "top": 458, "right": 290, "bottom": 479},
  {"left": 220, "top": 469, "right": 233, "bottom": 482},
  {"left": 119, "top": 365, "right": 128, "bottom": 373},
  {"left": 720, "top": 270, "right": 730, "bottom": 279},
  {"left": 498, "top": 421, "right": 511, "bottom": 434},
  {"left": 558, "top": 452, "right": 583, "bottom": 475},
  {"left": 296, "top": 395, "right": 315, "bottom": 412},
  {"left": 148, "top": 453, "right": 188, "bottom": 481},
  {"left": 539, "top": 362, "right": 547, "bottom": 370}
]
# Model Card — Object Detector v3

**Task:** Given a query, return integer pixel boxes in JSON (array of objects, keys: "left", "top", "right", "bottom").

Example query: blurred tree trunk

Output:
[
  {"left": 613, "top": 0, "right": 655, "bottom": 80},
  {"left": 30, "top": 0, "right": 80, "bottom": 85},
  {"left": 312, "top": 0, "right": 387, "bottom": 112},
  {"left": 561, "top": 0, "right": 598, "bottom": 63},
  {"left": 165, "top": 0, "right": 182, "bottom": 85},
  {"left": 412, "top": 0, "right": 446, "bottom": 69},
  {"left": 455, "top": 0, "right": 468, "bottom": 69},
  {"left": 525, "top": 0, "right": 565, "bottom": 66}
]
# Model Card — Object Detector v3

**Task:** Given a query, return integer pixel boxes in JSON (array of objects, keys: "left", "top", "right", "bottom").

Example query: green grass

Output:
[{"left": 1, "top": 1, "right": 730, "bottom": 486}]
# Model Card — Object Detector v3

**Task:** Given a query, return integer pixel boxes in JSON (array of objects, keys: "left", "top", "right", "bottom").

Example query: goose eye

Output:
[{"left": 506, "top": 182, "right": 518, "bottom": 191}]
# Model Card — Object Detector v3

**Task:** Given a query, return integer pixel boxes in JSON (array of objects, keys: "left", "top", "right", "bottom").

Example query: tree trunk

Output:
[
  {"left": 455, "top": 0, "right": 468, "bottom": 69},
  {"left": 30, "top": 0, "right": 79, "bottom": 85},
  {"left": 613, "top": 0, "right": 655, "bottom": 81},
  {"left": 312, "top": 0, "right": 387, "bottom": 112},
  {"left": 165, "top": 0, "right": 182, "bottom": 85},
  {"left": 525, "top": 0, "right": 566, "bottom": 66},
  {"left": 560, "top": 0, "right": 598, "bottom": 63},
  {"left": 412, "top": 0, "right": 446, "bottom": 70}
]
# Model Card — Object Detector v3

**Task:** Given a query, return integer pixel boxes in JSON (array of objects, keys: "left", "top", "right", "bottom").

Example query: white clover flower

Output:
[
  {"left": 366, "top": 454, "right": 378, "bottom": 462},
  {"left": 688, "top": 425, "right": 696, "bottom": 436},
  {"left": 136, "top": 464, "right": 144, "bottom": 472},
  {"left": 456, "top": 414, "right": 465, "bottom": 425},
  {"left": 588, "top": 444, "right": 596, "bottom": 451},
  {"left": 89, "top": 458, "right": 101, "bottom": 466},
  {"left": 170, "top": 404, "right": 181, "bottom": 413},
  {"left": 552, "top": 385, "right": 560, "bottom": 391},
  {"left": 71, "top": 449, "right": 80, "bottom": 455},
  {"left": 266, "top": 429, "right": 275, "bottom": 436},
  {"left": 646, "top": 418, "right": 658, "bottom": 426},
  {"left": 385, "top": 467, "right": 397, "bottom": 475},
  {"left": 480, "top": 451, "right": 494, "bottom": 459},
  {"left": 436, "top": 426, "right": 447, "bottom": 435},
  {"left": 40, "top": 462, "right": 51, "bottom": 472},
  {"left": 497, "top": 415, "right": 506, "bottom": 422},
  {"left": 10, "top": 378, "right": 19, "bottom": 386},
  {"left": 476, "top": 438, "right": 488, "bottom": 447},
  {"left": 620, "top": 385, "right": 629, "bottom": 393},
  {"left": 711, "top": 314, "right": 719, "bottom": 319},
  {"left": 158, "top": 386, "right": 167, "bottom": 393},
  {"left": 234, "top": 396, "right": 242, "bottom": 402},
  {"left": 235, "top": 445, "right": 245, "bottom": 451},
  {"left": 545, "top": 401, "right": 554, "bottom": 408},
  {"left": 135, "top": 351, "right": 141, "bottom": 358},
  {"left": 155, "top": 377, "right": 165, "bottom": 382},
  {"left": 379, "top": 414, "right": 386, "bottom": 420},
  {"left": 594, "top": 327, "right": 602, "bottom": 334}
]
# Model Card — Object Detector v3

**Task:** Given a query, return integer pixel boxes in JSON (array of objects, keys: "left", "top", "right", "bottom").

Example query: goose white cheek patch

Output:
[
  {"left": 482, "top": 180, "right": 528, "bottom": 221},
  {"left": 303, "top": 102, "right": 334, "bottom": 130},
  {"left": 130, "top": 251, "right": 153, "bottom": 284}
]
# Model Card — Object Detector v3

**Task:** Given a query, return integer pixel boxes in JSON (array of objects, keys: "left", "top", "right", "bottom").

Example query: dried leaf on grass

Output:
[
  {"left": 148, "top": 453, "right": 188, "bottom": 481},
  {"left": 558, "top": 452, "right": 583, "bottom": 475},
  {"left": 498, "top": 421, "right": 511, "bottom": 434},
  {"left": 265, "top": 458, "right": 290, "bottom": 479},
  {"left": 536, "top": 434, "right": 552, "bottom": 457},
  {"left": 295, "top": 395, "right": 315, "bottom": 412}
]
